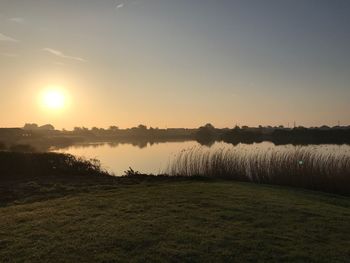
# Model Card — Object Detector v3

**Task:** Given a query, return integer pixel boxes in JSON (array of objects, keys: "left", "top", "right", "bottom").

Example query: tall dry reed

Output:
[{"left": 166, "top": 146, "right": 350, "bottom": 195}]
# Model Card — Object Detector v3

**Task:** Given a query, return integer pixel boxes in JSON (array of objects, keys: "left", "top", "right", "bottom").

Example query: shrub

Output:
[{"left": 0, "top": 152, "right": 110, "bottom": 181}]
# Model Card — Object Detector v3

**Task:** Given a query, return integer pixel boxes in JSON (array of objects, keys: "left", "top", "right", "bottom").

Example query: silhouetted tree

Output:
[
  {"left": 204, "top": 123, "right": 215, "bottom": 129},
  {"left": 73, "top": 127, "right": 90, "bottom": 135},
  {"left": 195, "top": 123, "right": 217, "bottom": 144},
  {"left": 74, "top": 127, "right": 82, "bottom": 132},
  {"left": 23, "top": 123, "right": 39, "bottom": 130},
  {"left": 91, "top": 127, "right": 99, "bottom": 132},
  {"left": 109, "top": 126, "right": 119, "bottom": 131},
  {"left": 39, "top": 124, "right": 55, "bottom": 131}
]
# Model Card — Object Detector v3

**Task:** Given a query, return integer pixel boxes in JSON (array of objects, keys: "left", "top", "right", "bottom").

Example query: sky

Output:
[{"left": 0, "top": 0, "right": 349, "bottom": 129}]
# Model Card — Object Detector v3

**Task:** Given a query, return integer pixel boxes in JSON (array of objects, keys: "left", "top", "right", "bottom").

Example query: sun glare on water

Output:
[{"left": 42, "top": 89, "right": 66, "bottom": 110}]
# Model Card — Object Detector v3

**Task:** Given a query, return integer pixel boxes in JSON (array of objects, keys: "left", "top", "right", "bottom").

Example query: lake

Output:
[{"left": 53, "top": 141, "right": 350, "bottom": 176}]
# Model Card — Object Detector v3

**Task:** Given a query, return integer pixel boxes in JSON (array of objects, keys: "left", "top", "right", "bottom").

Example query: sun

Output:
[{"left": 42, "top": 89, "right": 66, "bottom": 110}]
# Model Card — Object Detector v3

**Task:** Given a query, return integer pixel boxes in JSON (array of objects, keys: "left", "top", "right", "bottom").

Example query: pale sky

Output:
[{"left": 1, "top": 0, "right": 349, "bottom": 129}]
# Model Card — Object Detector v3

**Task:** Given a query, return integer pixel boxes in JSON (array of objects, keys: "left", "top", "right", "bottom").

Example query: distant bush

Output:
[{"left": 167, "top": 147, "right": 350, "bottom": 195}]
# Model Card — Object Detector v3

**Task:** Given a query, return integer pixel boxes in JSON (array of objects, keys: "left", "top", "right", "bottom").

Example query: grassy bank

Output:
[{"left": 1, "top": 179, "right": 350, "bottom": 262}]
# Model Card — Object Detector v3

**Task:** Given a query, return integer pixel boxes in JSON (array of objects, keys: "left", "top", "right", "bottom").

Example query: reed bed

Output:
[{"left": 167, "top": 146, "right": 350, "bottom": 195}]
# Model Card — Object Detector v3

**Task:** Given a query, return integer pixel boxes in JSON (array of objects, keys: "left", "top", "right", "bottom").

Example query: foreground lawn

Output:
[{"left": 0, "top": 179, "right": 350, "bottom": 262}]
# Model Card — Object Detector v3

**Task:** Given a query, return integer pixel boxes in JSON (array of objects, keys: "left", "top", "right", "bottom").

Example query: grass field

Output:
[{"left": 1, "top": 178, "right": 350, "bottom": 263}]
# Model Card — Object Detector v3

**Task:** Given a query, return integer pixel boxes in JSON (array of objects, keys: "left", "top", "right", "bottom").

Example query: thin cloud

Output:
[
  {"left": 114, "top": 0, "right": 125, "bottom": 9},
  {"left": 43, "top": 48, "right": 87, "bottom": 62},
  {"left": 10, "top": 17, "right": 24, "bottom": 23},
  {"left": 116, "top": 3, "right": 125, "bottom": 9},
  {"left": 114, "top": 0, "right": 139, "bottom": 10},
  {"left": 0, "top": 33, "right": 18, "bottom": 42}
]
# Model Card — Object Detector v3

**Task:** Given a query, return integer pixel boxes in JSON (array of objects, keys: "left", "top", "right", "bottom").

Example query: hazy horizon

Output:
[
  {"left": 1, "top": 0, "right": 350, "bottom": 130},
  {"left": 1, "top": 122, "right": 349, "bottom": 131}
]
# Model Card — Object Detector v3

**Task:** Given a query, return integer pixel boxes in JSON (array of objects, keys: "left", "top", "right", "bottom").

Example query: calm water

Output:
[{"left": 53, "top": 141, "right": 350, "bottom": 175}]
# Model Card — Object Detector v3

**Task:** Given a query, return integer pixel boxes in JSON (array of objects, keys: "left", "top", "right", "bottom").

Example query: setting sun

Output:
[{"left": 42, "top": 89, "right": 66, "bottom": 110}]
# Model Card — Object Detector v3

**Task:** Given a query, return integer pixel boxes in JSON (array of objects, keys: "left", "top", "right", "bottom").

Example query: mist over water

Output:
[{"left": 53, "top": 141, "right": 350, "bottom": 176}]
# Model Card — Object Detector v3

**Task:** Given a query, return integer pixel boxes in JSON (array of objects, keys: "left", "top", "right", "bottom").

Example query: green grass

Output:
[{"left": 1, "top": 178, "right": 350, "bottom": 263}]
